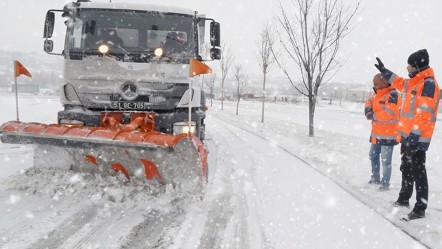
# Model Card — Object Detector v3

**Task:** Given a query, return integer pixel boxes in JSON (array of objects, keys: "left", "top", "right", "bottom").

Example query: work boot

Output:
[
  {"left": 393, "top": 200, "right": 410, "bottom": 208},
  {"left": 378, "top": 186, "right": 389, "bottom": 191},
  {"left": 402, "top": 210, "right": 425, "bottom": 221},
  {"left": 368, "top": 178, "right": 380, "bottom": 185}
]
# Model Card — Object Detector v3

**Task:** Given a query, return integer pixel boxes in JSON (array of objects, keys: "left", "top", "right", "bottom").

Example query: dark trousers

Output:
[{"left": 398, "top": 144, "right": 428, "bottom": 212}]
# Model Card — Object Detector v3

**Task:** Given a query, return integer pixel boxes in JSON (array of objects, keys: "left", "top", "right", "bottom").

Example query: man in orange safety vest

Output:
[
  {"left": 364, "top": 73, "right": 401, "bottom": 191},
  {"left": 375, "top": 49, "right": 440, "bottom": 221}
]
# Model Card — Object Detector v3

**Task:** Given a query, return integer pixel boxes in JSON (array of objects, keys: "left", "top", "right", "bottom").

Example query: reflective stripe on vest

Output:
[
  {"left": 372, "top": 119, "right": 399, "bottom": 125},
  {"left": 403, "top": 79, "right": 410, "bottom": 92},
  {"left": 370, "top": 133, "right": 398, "bottom": 141},
  {"left": 400, "top": 85, "right": 418, "bottom": 119}
]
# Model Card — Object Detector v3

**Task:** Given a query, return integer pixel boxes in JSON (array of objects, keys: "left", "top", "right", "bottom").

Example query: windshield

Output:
[{"left": 67, "top": 9, "right": 196, "bottom": 63}]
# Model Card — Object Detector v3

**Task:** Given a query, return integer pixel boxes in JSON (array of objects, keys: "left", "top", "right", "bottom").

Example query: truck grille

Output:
[{"left": 142, "top": 82, "right": 176, "bottom": 90}]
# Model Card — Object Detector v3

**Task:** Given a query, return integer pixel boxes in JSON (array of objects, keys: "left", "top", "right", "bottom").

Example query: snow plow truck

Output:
[{"left": 0, "top": 0, "right": 221, "bottom": 194}]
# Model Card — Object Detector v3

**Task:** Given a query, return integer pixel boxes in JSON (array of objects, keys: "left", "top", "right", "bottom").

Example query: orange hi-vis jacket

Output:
[
  {"left": 386, "top": 67, "right": 440, "bottom": 151},
  {"left": 365, "top": 86, "right": 401, "bottom": 145}
]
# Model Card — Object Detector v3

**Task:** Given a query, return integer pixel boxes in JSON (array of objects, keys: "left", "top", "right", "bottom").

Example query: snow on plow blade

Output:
[{"left": 0, "top": 120, "right": 208, "bottom": 194}]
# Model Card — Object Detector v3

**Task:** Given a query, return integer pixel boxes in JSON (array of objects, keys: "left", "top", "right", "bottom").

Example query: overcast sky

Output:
[{"left": 1, "top": 0, "right": 442, "bottom": 84}]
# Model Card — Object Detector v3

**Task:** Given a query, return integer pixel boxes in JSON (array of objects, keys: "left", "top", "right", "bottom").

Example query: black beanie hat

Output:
[{"left": 407, "top": 49, "right": 429, "bottom": 69}]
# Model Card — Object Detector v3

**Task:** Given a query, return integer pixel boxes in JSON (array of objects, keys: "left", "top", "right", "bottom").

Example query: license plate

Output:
[{"left": 110, "top": 102, "right": 145, "bottom": 109}]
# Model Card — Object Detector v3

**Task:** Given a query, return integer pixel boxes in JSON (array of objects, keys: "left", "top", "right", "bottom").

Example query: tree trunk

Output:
[
  {"left": 221, "top": 80, "right": 224, "bottom": 110},
  {"left": 308, "top": 94, "right": 315, "bottom": 137},
  {"left": 236, "top": 82, "right": 240, "bottom": 115},
  {"left": 261, "top": 72, "right": 267, "bottom": 123}
]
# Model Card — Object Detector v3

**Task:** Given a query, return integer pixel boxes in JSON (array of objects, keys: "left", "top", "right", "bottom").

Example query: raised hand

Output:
[{"left": 374, "top": 57, "right": 386, "bottom": 73}]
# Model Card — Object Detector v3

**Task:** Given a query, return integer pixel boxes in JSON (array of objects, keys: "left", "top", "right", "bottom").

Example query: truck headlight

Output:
[
  {"left": 99, "top": 44, "right": 109, "bottom": 54},
  {"left": 154, "top": 47, "right": 164, "bottom": 57},
  {"left": 173, "top": 121, "right": 196, "bottom": 135}
]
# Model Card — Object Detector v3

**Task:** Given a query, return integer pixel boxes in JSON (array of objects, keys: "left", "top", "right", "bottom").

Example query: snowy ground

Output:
[{"left": 1, "top": 93, "right": 442, "bottom": 248}]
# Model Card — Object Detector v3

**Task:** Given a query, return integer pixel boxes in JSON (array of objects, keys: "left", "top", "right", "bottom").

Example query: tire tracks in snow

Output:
[
  {"left": 196, "top": 127, "right": 241, "bottom": 249},
  {"left": 29, "top": 204, "right": 99, "bottom": 249},
  {"left": 29, "top": 202, "right": 182, "bottom": 249},
  {"left": 68, "top": 206, "right": 127, "bottom": 249},
  {"left": 213, "top": 114, "right": 432, "bottom": 249},
  {"left": 196, "top": 118, "right": 272, "bottom": 249},
  {"left": 120, "top": 209, "right": 186, "bottom": 249},
  {"left": 197, "top": 195, "right": 236, "bottom": 249}
]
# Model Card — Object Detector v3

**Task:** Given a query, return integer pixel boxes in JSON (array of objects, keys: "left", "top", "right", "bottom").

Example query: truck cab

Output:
[{"left": 43, "top": 1, "right": 221, "bottom": 140}]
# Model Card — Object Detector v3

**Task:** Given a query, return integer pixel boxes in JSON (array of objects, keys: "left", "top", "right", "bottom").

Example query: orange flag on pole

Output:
[
  {"left": 189, "top": 57, "right": 212, "bottom": 77},
  {"left": 14, "top": 60, "right": 32, "bottom": 78}
]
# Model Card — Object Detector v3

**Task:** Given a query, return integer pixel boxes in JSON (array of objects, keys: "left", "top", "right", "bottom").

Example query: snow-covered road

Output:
[
  {"left": 204, "top": 110, "right": 426, "bottom": 249},
  {"left": 1, "top": 95, "right": 440, "bottom": 248}
]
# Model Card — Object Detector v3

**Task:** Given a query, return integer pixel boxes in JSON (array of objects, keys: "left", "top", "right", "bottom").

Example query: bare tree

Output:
[
  {"left": 204, "top": 73, "right": 216, "bottom": 107},
  {"left": 233, "top": 65, "right": 247, "bottom": 115},
  {"left": 275, "top": 0, "right": 360, "bottom": 136},
  {"left": 257, "top": 21, "right": 277, "bottom": 123},
  {"left": 220, "top": 43, "right": 234, "bottom": 110}
]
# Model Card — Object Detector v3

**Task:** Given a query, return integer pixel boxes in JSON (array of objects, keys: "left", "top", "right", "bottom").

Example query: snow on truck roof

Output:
[{"left": 76, "top": 2, "right": 196, "bottom": 16}]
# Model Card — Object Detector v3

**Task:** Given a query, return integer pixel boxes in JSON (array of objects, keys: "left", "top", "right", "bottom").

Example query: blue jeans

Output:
[{"left": 369, "top": 144, "right": 394, "bottom": 187}]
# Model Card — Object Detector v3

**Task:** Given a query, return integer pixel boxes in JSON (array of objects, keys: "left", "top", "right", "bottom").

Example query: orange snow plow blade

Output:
[{"left": 0, "top": 114, "right": 208, "bottom": 194}]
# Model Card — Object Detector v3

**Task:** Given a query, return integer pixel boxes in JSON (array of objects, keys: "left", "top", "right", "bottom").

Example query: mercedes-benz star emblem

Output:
[{"left": 121, "top": 83, "right": 138, "bottom": 100}]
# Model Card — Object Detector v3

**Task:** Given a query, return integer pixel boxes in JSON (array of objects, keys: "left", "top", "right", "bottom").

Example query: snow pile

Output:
[{"left": 2, "top": 167, "right": 192, "bottom": 212}]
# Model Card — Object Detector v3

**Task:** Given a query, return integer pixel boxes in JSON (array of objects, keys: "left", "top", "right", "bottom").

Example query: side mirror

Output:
[
  {"left": 210, "top": 22, "right": 220, "bottom": 47},
  {"left": 44, "top": 11, "right": 55, "bottom": 38},
  {"left": 210, "top": 47, "right": 222, "bottom": 60},
  {"left": 44, "top": 40, "right": 54, "bottom": 53}
]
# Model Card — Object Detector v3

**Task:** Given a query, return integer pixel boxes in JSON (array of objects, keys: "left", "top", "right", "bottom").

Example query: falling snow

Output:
[{"left": 1, "top": 94, "right": 441, "bottom": 248}]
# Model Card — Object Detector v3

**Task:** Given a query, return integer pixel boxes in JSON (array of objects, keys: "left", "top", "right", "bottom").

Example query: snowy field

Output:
[{"left": 1, "top": 93, "right": 442, "bottom": 248}]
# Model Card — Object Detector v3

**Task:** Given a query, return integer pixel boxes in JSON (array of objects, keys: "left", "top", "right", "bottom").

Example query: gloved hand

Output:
[
  {"left": 365, "top": 112, "right": 373, "bottom": 120},
  {"left": 374, "top": 57, "right": 386, "bottom": 73},
  {"left": 404, "top": 133, "right": 420, "bottom": 156}
]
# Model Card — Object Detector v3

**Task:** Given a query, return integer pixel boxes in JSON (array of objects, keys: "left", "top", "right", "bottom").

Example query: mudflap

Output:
[{"left": 0, "top": 121, "right": 208, "bottom": 195}]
